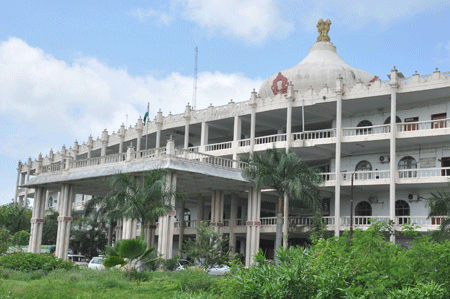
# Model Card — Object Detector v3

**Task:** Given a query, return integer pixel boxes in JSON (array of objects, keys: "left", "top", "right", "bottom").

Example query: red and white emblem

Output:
[{"left": 271, "top": 72, "right": 288, "bottom": 95}]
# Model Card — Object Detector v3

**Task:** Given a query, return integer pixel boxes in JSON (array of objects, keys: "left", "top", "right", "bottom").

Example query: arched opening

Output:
[
  {"left": 395, "top": 200, "right": 410, "bottom": 225},
  {"left": 355, "top": 201, "right": 372, "bottom": 225},
  {"left": 398, "top": 156, "right": 417, "bottom": 178},
  {"left": 355, "top": 160, "right": 372, "bottom": 179},
  {"left": 357, "top": 120, "right": 373, "bottom": 135},
  {"left": 383, "top": 116, "right": 402, "bottom": 133}
]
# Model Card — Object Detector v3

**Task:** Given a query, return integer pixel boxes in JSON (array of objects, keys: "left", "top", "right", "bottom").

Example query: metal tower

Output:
[{"left": 192, "top": 46, "right": 198, "bottom": 110}]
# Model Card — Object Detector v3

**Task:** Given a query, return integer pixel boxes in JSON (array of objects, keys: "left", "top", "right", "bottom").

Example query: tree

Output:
[
  {"left": 101, "top": 170, "right": 183, "bottom": 247},
  {"left": 243, "top": 148, "right": 323, "bottom": 254},
  {"left": 0, "top": 203, "right": 31, "bottom": 234},
  {"left": 81, "top": 195, "right": 116, "bottom": 246},
  {"left": 70, "top": 210, "right": 108, "bottom": 259},
  {"left": 181, "top": 222, "right": 232, "bottom": 268},
  {"left": 426, "top": 190, "right": 450, "bottom": 240},
  {"left": 103, "top": 238, "right": 156, "bottom": 277}
]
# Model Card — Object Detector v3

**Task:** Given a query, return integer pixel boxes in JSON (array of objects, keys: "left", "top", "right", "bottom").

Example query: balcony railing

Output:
[
  {"left": 342, "top": 170, "right": 390, "bottom": 181},
  {"left": 255, "top": 133, "right": 286, "bottom": 145},
  {"left": 205, "top": 141, "right": 232, "bottom": 152},
  {"left": 398, "top": 167, "right": 450, "bottom": 179},
  {"left": 343, "top": 124, "right": 390, "bottom": 136},
  {"left": 292, "top": 128, "right": 336, "bottom": 141},
  {"left": 397, "top": 118, "right": 450, "bottom": 132}
]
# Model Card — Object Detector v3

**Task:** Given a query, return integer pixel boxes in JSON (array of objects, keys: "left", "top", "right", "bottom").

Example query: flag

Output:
[{"left": 143, "top": 103, "right": 149, "bottom": 125}]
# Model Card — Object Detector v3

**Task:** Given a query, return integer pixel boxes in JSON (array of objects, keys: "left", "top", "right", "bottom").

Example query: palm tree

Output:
[
  {"left": 102, "top": 169, "right": 182, "bottom": 247},
  {"left": 82, "top": 195, "right": 116, "bottom": 246},
  {"left": 427, "top": 190, "right": 450, "bottom": 240},
  {"left": 243, "top": 148, "right": 323, "bottom": 254}
]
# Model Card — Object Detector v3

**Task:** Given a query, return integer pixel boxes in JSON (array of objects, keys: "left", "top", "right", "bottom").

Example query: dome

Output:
[{"left": 259, "top": 19, "right": 375, "bottom": 99}]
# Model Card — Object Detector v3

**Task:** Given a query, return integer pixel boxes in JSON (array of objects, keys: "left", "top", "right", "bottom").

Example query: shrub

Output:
[{"left": 0, "top": 252, "right": 74, "bottom": 272}]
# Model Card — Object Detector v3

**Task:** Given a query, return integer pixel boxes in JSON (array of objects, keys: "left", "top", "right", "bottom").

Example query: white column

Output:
[
  {"left": 87, "top": 135, "right": 93, "bottom": 159},
  {"left": 101, "top": 129, "right": 108, "bottom": 159},
  {"left": 286, "top": 82, "right": 294, "bottom": 149},
  {"left": 389, "top": 67, "right": 399, "bottom": 243},
  {"left": 44, "top": 190, "right": 50, "bottom": 211},
  {"left": 157, "top": 172, "right": 177, "bottom": 259},
  {"left": 230, "top": 193, "right": 238, "bottom": 255},
  {"left": 232, "top": 116, "right": 242, "bottom": 161},
  {"left": 14, "top": 162, "right": 22, "bottom": 204},
  {"left": 184, "top": 104, "right": 191, "bottom": 149},
  {"left": 28, "top": 187, "right": 46, "bottom": 253},
  {"left": 178, "top": 200, "right": 185, "bottom": 256},
  {"left": 115, "top": 220, "right": 123, "bottom": 241},
  {"left": 334, "top": 75, "right": 344, "bottom": 237},
  {"left": 249, "top": 89, "right": 257, "bottom": 153},
  {"left": 136, "top": 117, "right": 143, "bottom": 153},
  {"left": 200, "top": 121, "right": 209, "bottom": 152},
  {"left": 245, "top": 187, "right": 253, "bottom": 267},
  {"left": 55, "top": 184, "right": 74, "bottom": 260},
  {"left": 283, "top": 193, "right": 289, "bottom": 248}
]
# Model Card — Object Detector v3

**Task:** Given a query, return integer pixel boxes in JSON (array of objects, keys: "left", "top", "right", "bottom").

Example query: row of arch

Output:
[
  {"left": 356, "top": 157, "right": 417, "bottom": 170},
  {"left": 357, "top": 116, "right": 402, "bottom": 128},
  {"left": 356, "top": 200, "right": 410, "bottom": 217}
]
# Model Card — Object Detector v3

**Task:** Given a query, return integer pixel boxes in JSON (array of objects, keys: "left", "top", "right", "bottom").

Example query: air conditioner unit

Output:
[
  {"left": 408, "top": 194, "right": 418, "bottom": 202},
  {"left": 368, "top": 196, "right": 378, "bottom": 203},
  {"left": 379, "top": 155, "right": 390, "bottom": 162}
]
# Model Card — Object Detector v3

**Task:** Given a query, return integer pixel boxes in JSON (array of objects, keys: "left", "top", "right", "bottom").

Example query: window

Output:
[
  {"left": 432, "top": 113, "right": 447, "bottom": 129},
  {"left": 355, "top": 160, "right": 372, "bottom": 179},
  {"left": 357, "top": 120, "right": 373, "bottom": 135},
  {"left": 355, "top": 201, "right": 372, "bottom": 225},
  {"left": 184, "top": 209, "right": 191, "bottom": 227},
  {"left": 395, "top": 200, "right": 410, "bottom": 225},
  {"left": 48, "top": 196, "right": 53, "bottom": 207},
  {"left": 404, "top": 117, "right": 419, "bottom": 131},
  {"left": 384, "top": 116, "right": 402, "bottom": 133},
  {"left": 398, "top": 156, "right": 417, "bottom": 178}
]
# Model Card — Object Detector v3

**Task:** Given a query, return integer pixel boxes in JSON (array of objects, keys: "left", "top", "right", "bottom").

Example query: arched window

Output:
[
  {"left": 395, "top": 200, "right": 410, "bottom": 224},
  {"left": 355, "top": 201, "right": 372, "bottom": 225},
  {"left": 355, "top": 160, "right": 372, "bottom": 179},
  {"left": 384, "top": 116, "right": 402, "bottom": 124},
  {"left": 357, "top": 120, "right": 373, "bottom": 135},
  {"left": 398, "top": 156, "right": 417, "bottom": 178}
]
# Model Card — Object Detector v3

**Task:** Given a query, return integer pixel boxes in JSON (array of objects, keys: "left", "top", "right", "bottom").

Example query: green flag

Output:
[{"left": 143, "top": 112, "right": 149, "bottom": 125}]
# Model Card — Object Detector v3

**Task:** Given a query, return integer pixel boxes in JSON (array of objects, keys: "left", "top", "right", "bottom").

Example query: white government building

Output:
[{"left": 15, "top": 20, "right": 450, "bottom": 266}]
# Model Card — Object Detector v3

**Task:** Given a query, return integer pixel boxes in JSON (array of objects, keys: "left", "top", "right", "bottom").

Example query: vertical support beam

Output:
[
  {"left": 119, "top": 123, "right": 125, "bottom": 154},
  {"left": 283, "top": 193, "right": 289, "bottom": 248},
  {"left": 200, "top": 121, "right": 209, "bottom": 152},
  {"left": 249, "top": 89, "right": 257, "bottom": 153},
  {"left": 232, "top": 115, "right": 242, "bottom": 162},
  {"left": 245, "top": 187, "right": 253, "bottom": 267},
  {"left": 334, "top": 75, "right": 344, "bottom": 237},
  {"left": 115, "top": 219, "right": 123, "bottom": 241},
  {"left": 44, "top": 190, "right": 50, "bottom": 211},
  {"left": 55, "top": 184, "right": 74, "bottom": 260},
  {"left": 87, "top": 135, "right": 93, "bottom": 159},
  {"left": 14, "top": 162, "right": 22, "bottom": 204},
  {"left": 196, "top": 194, "right": 205, "bottom": 241},
  {"left": 178, "top": 200, "right": 185, "bottom": 256},
  {"left": 101, "top": 129, "right": 108, "bottom": 158},
  {"left": 245, "top": 187, "right": 261, "bottom": 267},
  {"left": 156, "top": 109, "right": 163, "bottom": 149},
  {"left": 184, "top": 104, "right": 191, "bottom": 149},
  {"left": 389, "top": 67, "right": 399, "bottom": 243},
  {"left": 136, "top": 117, "right": 143, "bottom": 153},
  {"left": 286, "top": 82, "right": 294, "bottom": 150},
  {"left": 230, "top": 193, "right": 238, "bottom": 255},
  {"left": 28, "top": 187, "right": 46, "bottom": 253},
  {"left": 157, "top": 172, "right": 176, "bottom": 259}
]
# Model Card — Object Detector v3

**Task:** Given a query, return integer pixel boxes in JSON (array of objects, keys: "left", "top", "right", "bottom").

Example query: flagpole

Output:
[{"left": 145, "top": 102, "right": 149, "bottom": 152}]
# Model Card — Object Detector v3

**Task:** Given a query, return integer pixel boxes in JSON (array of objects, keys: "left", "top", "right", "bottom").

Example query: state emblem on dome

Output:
[{"left": 271, "top": 72, "right": 288, "bottom": 95}]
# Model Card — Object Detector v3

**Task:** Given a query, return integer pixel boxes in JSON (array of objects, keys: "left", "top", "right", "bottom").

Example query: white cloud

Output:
[
  {"left": 129, "top": 8, "right": 174, "bottom": 25},
  {"left": 0, "top": 37, "right": 262, "bottom": 158},
  {"left": 435, "top": 41, "right": 450, "bottom": 64},
  {"left": 298, "top": 0, "right": 450, "bottom": 31},
  {"left": 178, "top": 0, "right": 294, "bottom": 44}
]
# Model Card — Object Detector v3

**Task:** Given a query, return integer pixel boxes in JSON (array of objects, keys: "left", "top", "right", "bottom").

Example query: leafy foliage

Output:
[
  {"left": 0, "top": 203, "right": 31, "bottom": 234},
  {"left": 181, "top": 222, "right": 231, "bottom": 268},
  {"left": 70, "top": 210, "right": 108, "bottom": 259},
  {"left": 104, "top": 238, "right": 156, "bottom": 277},
  {"left": 234, "top": 222, "right": 450, "bottom": 298},
  {"left": 426, "top": 190, "right": 450, "bottom": 240},
  {"left": 0, "top": 252, "right": 74, "bottom": 271}
]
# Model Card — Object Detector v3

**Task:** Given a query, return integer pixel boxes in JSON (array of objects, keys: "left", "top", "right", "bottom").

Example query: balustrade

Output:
[
  {"left": 255, "top": 134, "right": 286, "bottom": 145},
  {"left": 397, "top": 118, "right": 450, "bottom": 132}
]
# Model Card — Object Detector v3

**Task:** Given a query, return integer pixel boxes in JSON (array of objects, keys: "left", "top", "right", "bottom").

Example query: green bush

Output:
[{"left": 0, "top": 252, "right": 74, "bottom": 272}]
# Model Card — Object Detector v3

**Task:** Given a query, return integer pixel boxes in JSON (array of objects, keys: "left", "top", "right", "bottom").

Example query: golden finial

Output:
[{"left": 316, "top": 19, "right": 332, "bottom": 42}]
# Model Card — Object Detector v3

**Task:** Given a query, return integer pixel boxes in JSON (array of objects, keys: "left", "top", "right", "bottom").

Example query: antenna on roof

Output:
[{"left": 192, "top": 46, "right": 198, "bottom": 110}]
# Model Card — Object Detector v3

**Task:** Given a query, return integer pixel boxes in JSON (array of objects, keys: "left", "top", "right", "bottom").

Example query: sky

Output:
[{"left": 1, "top": 0, "right": 450, "bottom": 205}]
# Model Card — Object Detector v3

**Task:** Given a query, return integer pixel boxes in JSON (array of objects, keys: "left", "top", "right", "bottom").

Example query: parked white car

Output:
[
  {"left": 67, "top": 254, "right": 89, "bottom": 267},
  {"left": 207, "top": 265, "right": 230, "bottom": 276},
  {"left": 88, "top": 256, "right": 105, "bottom": 270}
]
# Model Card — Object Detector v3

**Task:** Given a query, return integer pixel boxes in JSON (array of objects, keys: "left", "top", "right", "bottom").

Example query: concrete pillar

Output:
[
  {"left": 232, "top": 115, "right": 242, "bottom": 162},
  {"left": 178, "top": 200, "right": 185, "bottom": 256},
  {"left": 230, "top": 193, "right": 238, "bottom": 255},
  {"left": 44, "top": 190, "right": 50, "bottom": 211},
  {"left": 196, "top": 194, "right": 205, "bottom": 241},
  {"left": 157, "top": 172, "right": 177, "bottom": 259},
  {"left": 24, "top": 157, "right": 32, "bottom": 207},
  {"left": 200, "top": 121, "right": 209, "bottom": 152},
  {"left": 28, "top": 187, "right": 46, "bottom": 253},
  {"left": 101, "top": 129, "right": 108, "bottom": 162},
  {"left": 55, "top": 184, "right": 74, "bottom": 260},
  {"left": 245, "top": 187, "right": 261, "bottom": 267},
  {"left": 334, "top": 75, "right": 343, "bottom": 237},
  {"left": 286, "top": 82, "right": 294, "bottom": 149},
  {"left": 87, "top": 135, "right": 93, "bottom": 159},
  {"left": 283, "top": 193, "right": 289, "bottom": 248},
  {"left": 14, "top": 162, "right": 22, "bottom": 204},
  {"left": 156, "top": 110, "right": 163, "bottom": 149},
  {"left": 184, "top": 104, "right": 191, "bottom": 149},
  {"left": 136, "top": 117, "right": 143, "bottom": 153},
  {"left": 389, "top": 67, "right": 399, "bottom": 243},
  {"left": 119, "top": 124, "right": 125, "bottom": 153},
  {"left": 249, "top": 89, "right": 257, "bottom": 153},
  {"left": 115, "top": 219, "right": 123, "bottom": 241}
]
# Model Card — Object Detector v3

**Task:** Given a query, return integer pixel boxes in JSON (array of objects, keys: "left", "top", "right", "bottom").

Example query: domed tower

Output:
[{"left": 259, "top": 19, "right": 375, "bottom": 99}]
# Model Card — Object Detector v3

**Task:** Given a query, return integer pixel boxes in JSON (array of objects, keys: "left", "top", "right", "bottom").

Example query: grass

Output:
[{"left": 0, "top": 267, "right": 234, "bottom": 299}]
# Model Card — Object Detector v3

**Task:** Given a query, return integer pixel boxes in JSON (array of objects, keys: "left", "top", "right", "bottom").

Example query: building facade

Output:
[{"left": 16, "top": 20, "right": 450, "bottom": 265}]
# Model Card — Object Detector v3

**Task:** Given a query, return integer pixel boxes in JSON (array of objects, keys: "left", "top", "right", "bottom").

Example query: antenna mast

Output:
[{"left": 192, "top": 46, "right": 198, "bottom": 110}]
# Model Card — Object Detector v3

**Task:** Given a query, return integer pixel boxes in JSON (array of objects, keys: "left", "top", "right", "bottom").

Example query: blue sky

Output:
[{"left": 1, "top": 0, "right": 450, "bottom": 205}]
